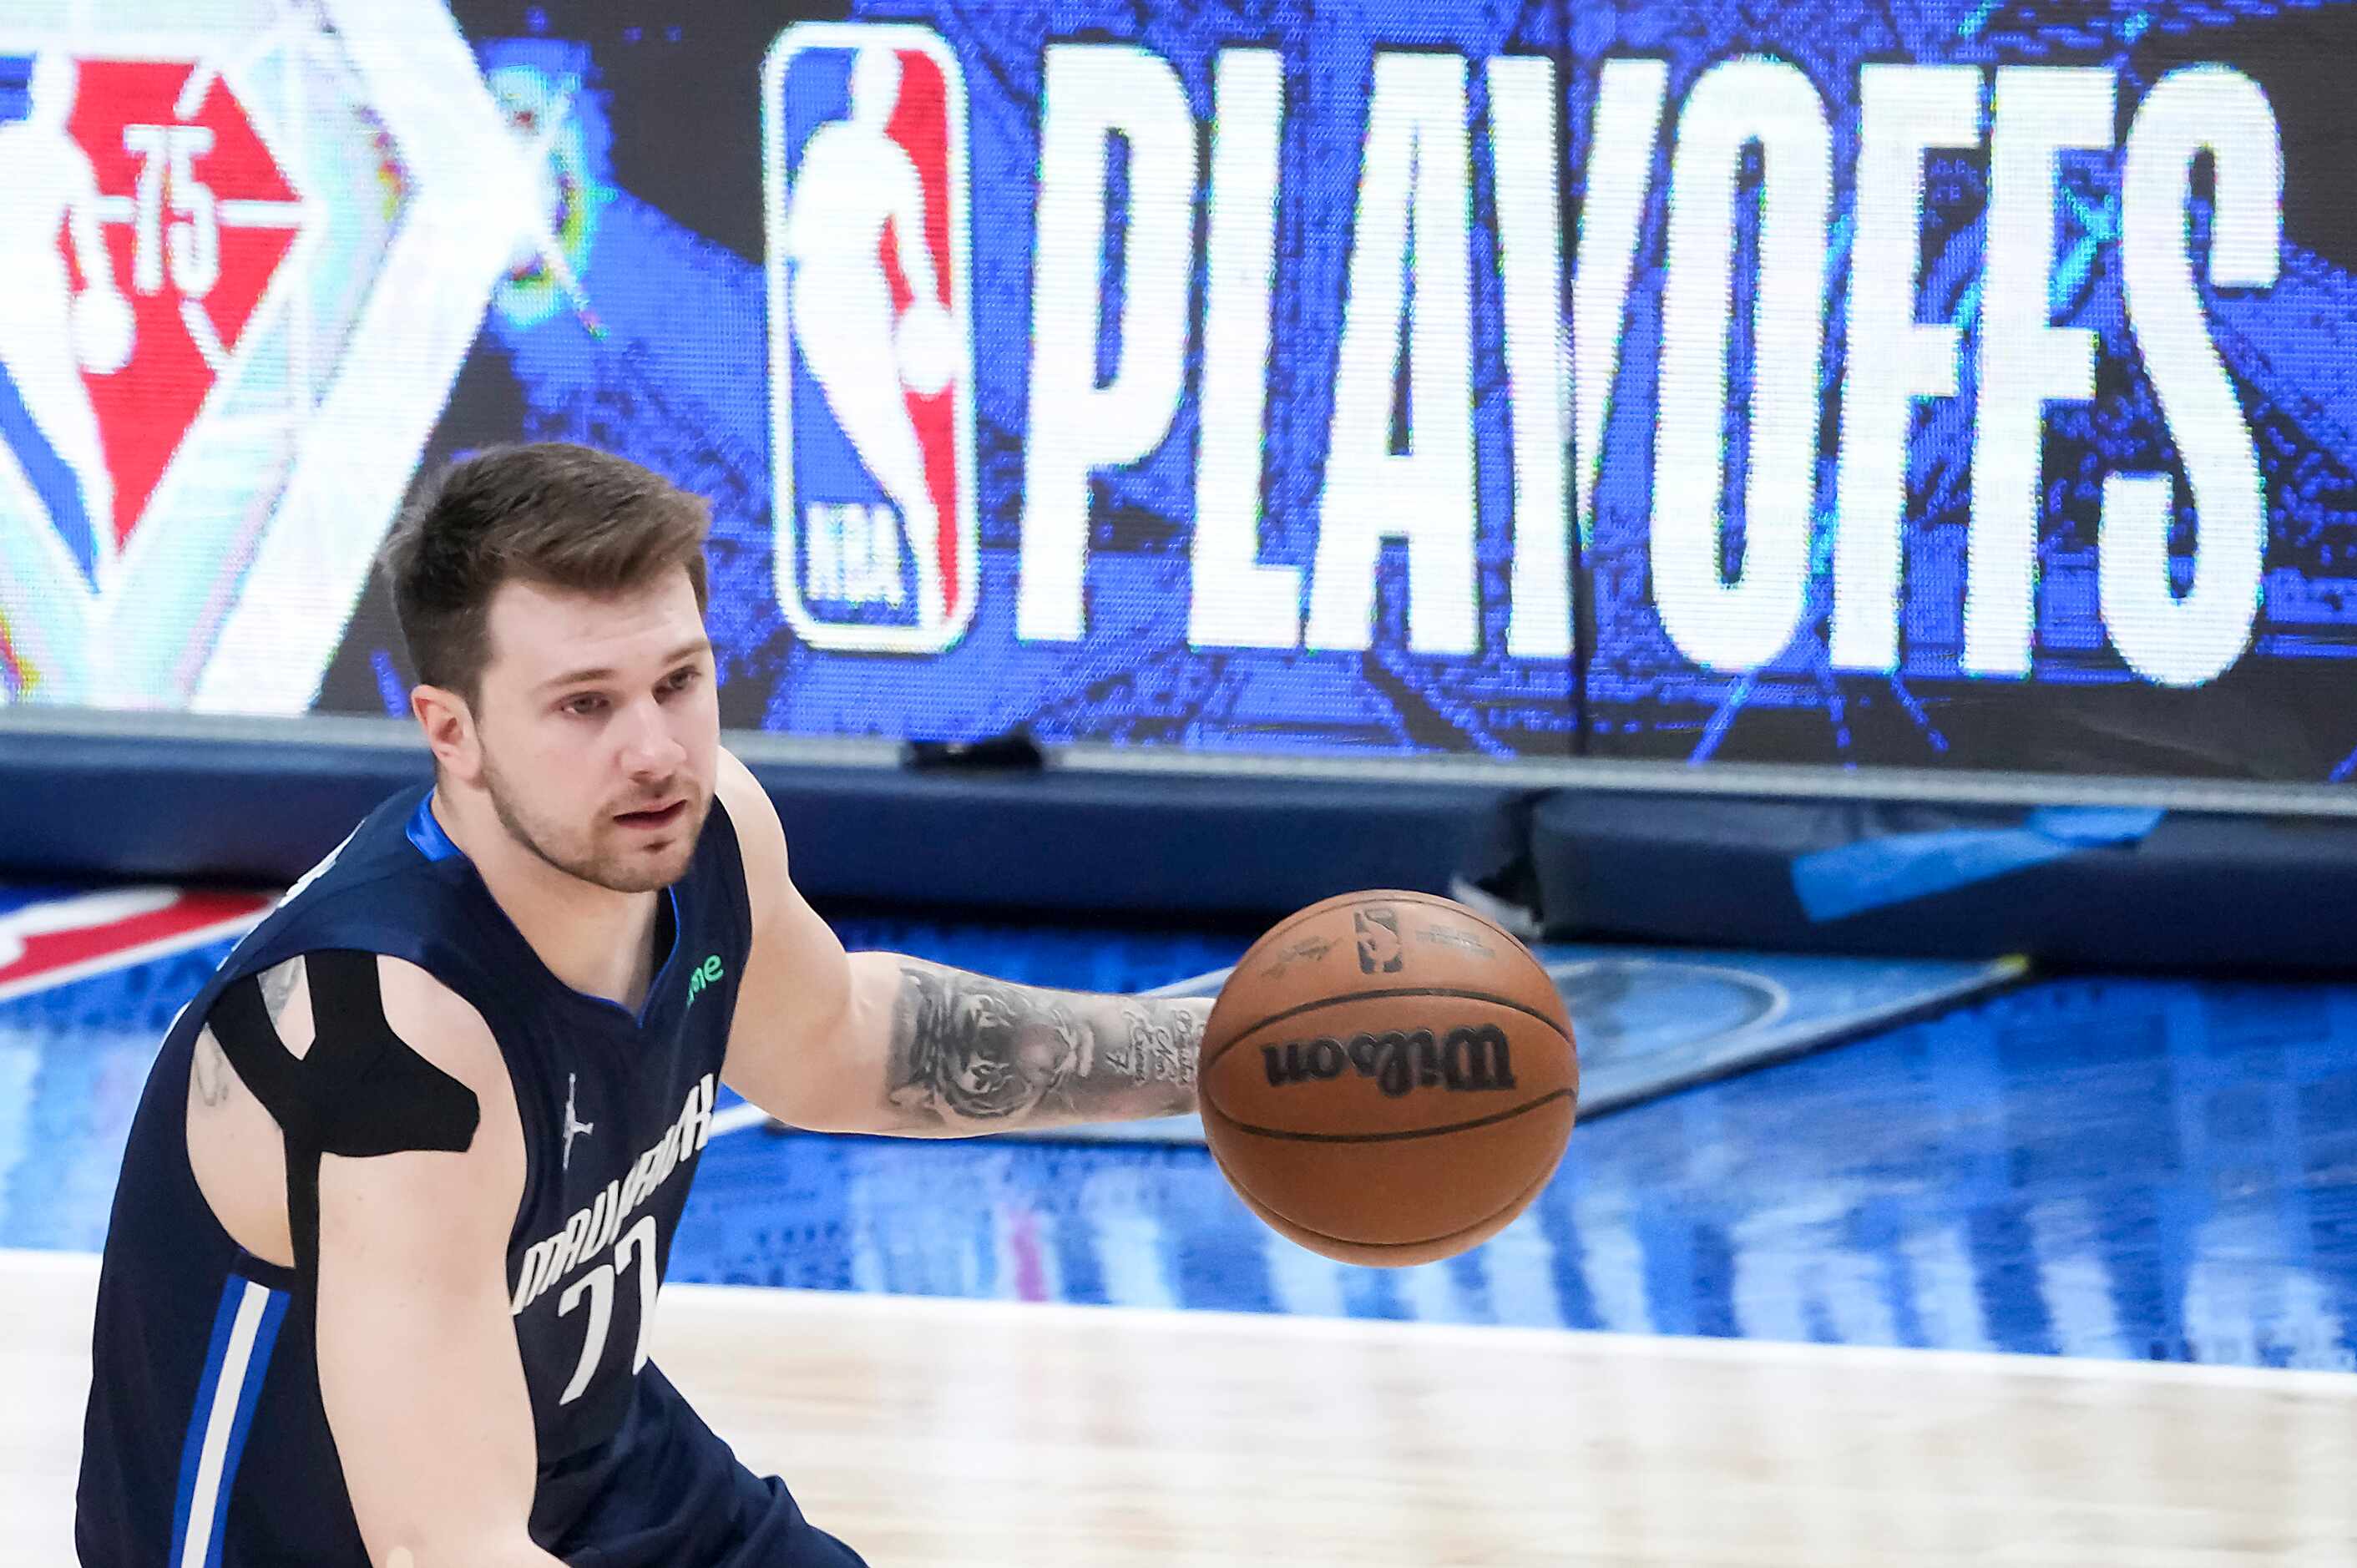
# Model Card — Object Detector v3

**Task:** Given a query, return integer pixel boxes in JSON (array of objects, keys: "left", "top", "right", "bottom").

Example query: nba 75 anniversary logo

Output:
[
  {"left": 0, "top": 4, "right": 534, "bottom": 712},
  {"left": 0, "top": 38, "right": 307, "bottom": 703},
  {"left": 763, "top": 23, "right": 978, "bottom": 655}
]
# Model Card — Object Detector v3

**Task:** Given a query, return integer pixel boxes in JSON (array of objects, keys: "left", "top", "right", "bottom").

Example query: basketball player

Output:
[{"left": 75, "top": 443, "right": 1211, "bottom": 1566}]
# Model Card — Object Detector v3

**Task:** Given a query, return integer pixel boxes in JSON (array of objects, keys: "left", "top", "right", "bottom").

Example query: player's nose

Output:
[{"left": 617, "top": 693, "right": 688, "bottom": 776}]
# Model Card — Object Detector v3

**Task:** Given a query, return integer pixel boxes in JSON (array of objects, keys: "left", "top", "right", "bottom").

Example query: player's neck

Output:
[{"left": 429, "top": 789, "right": 665, "bottom": 1013}]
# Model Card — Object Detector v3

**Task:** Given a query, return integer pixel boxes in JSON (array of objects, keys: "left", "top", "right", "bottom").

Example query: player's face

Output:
[{"left": 470, "top": 571, "right": 719, "bottom": 894}]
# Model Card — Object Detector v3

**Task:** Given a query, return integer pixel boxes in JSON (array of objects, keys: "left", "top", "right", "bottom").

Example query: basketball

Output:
[{"left": 1200, "top": 890, "right": 1578, "bottom": 1267}]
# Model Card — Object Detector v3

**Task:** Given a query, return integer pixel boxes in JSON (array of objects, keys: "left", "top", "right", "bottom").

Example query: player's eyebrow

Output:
[{"left": 538, "top": 640, "right": 711, "bottom": 692}]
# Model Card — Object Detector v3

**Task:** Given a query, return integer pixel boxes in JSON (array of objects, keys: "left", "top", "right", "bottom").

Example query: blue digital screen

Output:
[{"left": 4, "top": 0, "right": 2350, "bottom": 781}]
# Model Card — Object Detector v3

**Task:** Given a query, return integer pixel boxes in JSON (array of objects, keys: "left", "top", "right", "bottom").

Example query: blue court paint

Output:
[{"left": 5, "top": 897, "right": 2354, "bottom": 1370}]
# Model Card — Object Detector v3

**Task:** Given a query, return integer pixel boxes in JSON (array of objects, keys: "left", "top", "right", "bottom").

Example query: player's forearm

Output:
[{"left": 861, "top": 953, "right": 1206, "bottom": 1135}]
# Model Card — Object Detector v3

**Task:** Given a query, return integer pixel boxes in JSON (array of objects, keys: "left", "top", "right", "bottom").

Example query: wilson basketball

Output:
[{"left": 1200, "top": 891, "right": 1579, "bottom": 1267}]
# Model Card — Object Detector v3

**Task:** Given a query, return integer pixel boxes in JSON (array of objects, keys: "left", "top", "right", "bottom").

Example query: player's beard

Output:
[{"left": 479, "top": 746, "right": 707, "bottom": 894}]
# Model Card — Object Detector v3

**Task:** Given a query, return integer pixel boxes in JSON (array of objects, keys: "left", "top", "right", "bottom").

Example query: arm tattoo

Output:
[
  {"left": 1100, "top": 1005, "right": 1201, "bottom": 1091},
  {"left": 192, "top": 957, "right": 305, "bottom": 1111},
  {"left": 886, "top": 962, "right": 1207, "bottom": 1130},
  {"left": 191, "top": 1031, "right": 235, "bottom": 1107},
  {"left": 257, "top": 955, "right": 302, "bottom": 1024},
  {"left": 889, "top": 968, "right": 1086, "bottom": 1122}
]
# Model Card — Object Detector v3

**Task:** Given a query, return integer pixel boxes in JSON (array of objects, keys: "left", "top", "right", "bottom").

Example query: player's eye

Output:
[
  {"left": 561, "top": 693, "right": 608, "bottom": 716},
  {"left": 659, "top": 667, "right": 701, "bottom": 696}
]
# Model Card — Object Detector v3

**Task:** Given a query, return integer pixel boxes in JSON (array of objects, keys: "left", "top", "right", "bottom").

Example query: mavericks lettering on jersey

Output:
[{"left": 510, "top": 1074, "right": 716, "bottom": 1315}]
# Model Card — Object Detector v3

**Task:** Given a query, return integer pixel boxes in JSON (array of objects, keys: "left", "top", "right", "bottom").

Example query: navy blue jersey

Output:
[{"left": 76, "top": 786, "right": 862, "bottom": 1566}]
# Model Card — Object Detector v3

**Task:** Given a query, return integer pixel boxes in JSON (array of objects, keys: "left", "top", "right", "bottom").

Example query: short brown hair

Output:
[{"left": 382, "top": 443, "right": 711, "bottom": 701}]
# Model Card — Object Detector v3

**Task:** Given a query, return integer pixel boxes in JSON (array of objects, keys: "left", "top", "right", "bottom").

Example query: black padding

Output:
[
  {"left": 205, "top": 950, "right": 481, "bottom": 1282},
  {"left": 1515, "top": 791, "right": 2357, "bottom": 974},
  {"left": 0, "top": 717, "right": 1498, "bottom": 913}
]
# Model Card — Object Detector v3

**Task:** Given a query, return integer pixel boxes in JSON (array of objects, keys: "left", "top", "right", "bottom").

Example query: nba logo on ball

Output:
[
  {"left": 762, "top": 23, "right": 977, "bottom": 655},
  {"left": 1353, "top": 908, "right": 1404, "bottom": 974}
]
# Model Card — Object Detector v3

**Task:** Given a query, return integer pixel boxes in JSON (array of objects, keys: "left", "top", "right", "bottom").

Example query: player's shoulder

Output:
[
  {"left": 712, "top": 746, "right": 792, "bottom": 942},
  {"left": 714, "top": 746, "right": 787, "bottom": 871},
  {"left": 371, "top": 954, "right": 508, "bottom": 1097},
  {"left": 306, "top": 955, "right": 523, "bottom": 1257},
  {"left": 266, "top": 789, "right": 458, "bottom": 914},
  {"left": 240, "top": 949, "right": 505, "bottom": 1093},
  {"left": 199, "top": 950, "right": 516, "bottom": 1196}
]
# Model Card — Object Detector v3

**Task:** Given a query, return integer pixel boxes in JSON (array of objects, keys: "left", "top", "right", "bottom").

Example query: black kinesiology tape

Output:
[{"left": 205, "top": 948, "right": 481, "bottom": 1281}]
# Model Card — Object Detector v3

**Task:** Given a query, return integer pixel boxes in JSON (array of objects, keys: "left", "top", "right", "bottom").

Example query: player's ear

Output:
[{"left": 411, "top": 684, "right": 481, "bottom": 783}]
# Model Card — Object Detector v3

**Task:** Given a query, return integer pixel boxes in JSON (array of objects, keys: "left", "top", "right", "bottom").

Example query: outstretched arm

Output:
[
  {"left": 868, "top": 955, "right": 1203, "bottom": 1133},
  {"left": 712, "top": 751, "right": 1209, "bottom": 1136}
]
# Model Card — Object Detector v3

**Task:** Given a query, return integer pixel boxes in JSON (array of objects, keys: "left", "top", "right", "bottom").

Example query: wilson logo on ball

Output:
[{"left": 1261, "top": 1024, "right": 1517, "bottom": 1098}]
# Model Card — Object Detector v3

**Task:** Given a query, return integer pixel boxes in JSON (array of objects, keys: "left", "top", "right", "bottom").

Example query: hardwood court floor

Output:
[{"left": 11, "top": 1250, "right": 2355, "bottom": 1566}]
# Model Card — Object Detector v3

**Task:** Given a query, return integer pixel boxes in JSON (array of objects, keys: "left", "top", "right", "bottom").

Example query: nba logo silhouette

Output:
[
  {"left": 0, "top": 6, "right": 529, "bottom": 712},
  {"left": 0, "top": 49, "right": 302, "bottom": 591},
  {"left": 0, "top": 39, "right": 313, "bottom": 703},
  {"left": 763, "top": 23, "right": 976, "bottom": 654}
]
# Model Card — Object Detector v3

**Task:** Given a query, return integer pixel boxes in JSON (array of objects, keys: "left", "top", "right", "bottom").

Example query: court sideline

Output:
[{"left": 10, "top": 1247, "right": 2357, "bottom": 1565}]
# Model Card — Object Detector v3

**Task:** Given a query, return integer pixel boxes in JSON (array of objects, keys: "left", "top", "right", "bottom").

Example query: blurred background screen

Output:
[{"left": 3, "top": 0, "right": 2353, "bottom": 783}]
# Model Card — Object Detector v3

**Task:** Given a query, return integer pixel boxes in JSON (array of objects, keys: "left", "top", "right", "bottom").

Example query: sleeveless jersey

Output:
[{"left": 73, "top": 784, "right": 791, "bottom": 1565}]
